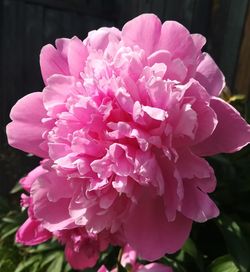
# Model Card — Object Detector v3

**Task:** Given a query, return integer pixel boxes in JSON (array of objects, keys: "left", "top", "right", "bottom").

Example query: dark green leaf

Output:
[
  {"left": 40, "top": 251, "right": 63, "bottom": 268},
  {"left": 208, "top": 255, "right": 239, "bottom": 272},
  {"left": 217, "top": 215, "right": 250, "bottom": 272},
  {"left": 1, "top": 226, "right": 18, "bottom": 240},
  {"left": 46, "top": 253, "right": 64, "bottom": 272},
  {"left": 182, "top": 238, "right": 204, "bottom": 271},
  {"left": 14, "top": 256, "right": 42, "bottom": 272}
]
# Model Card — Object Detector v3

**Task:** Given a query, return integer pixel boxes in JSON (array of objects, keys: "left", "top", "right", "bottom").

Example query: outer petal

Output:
[
  {"left": 67, "top": 37, "right": 88, "bottom": 78},
  {"left": 122, "top": 14, "right": 162, "bottom": 55},
  {"left": 55, "top": 38, "right": 70, "bottom": 59},
  {"left": 6, "top": 92, "right": 47, "bottom": 158},
  {"left": 16, "top": 217, "right": 52, "bottom": 246},
  {"left": 191, "top": 34, "right": 206, "bottom": 51},
  {"left": 176, "top": 150, "right": 215, "bottom": 180},
  {"left": 124, "top": 196, "right": 192, "bottom": 261},
  {"left": 180, "top": 182, "right": 219, "bottom": 222},
  {"left": 192, "top": 97, "right": 250, "bottom": 156},
  {"left": 40, "top": 44, "right": 70, "bottom": 83},
  {"left": 176, "top": 149, "right": 216, "bottom": 193},
  {"left": 194, "top": 53, "right": 225, "bottom": 96},
  {"left": 157, "top": 21, "right": 196, "bottom": 60}
]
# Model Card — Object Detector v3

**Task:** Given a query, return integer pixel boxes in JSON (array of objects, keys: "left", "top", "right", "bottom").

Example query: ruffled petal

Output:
[
  {"left": 43, "top": 75, "right": 76, "bottom": 111},
  {"left": 31, "top": 172, "right": 75, "bottom": 231},
  {"left": 85, "top": 27, "right": 121, "bottom": 50}
]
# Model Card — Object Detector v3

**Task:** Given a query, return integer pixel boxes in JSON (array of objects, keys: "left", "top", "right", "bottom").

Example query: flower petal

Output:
[
  {"left": 68, "top": 37, "right": 88, "bottom": 78},
  {"left": 40, "top": 44, "right": 70, "bottom": 83},
  {"left": 31, "top": 172, "right": 75, "bottom": 231},
  {"left": 6, "top": 92, "right": 47, "bottom": 158},
  {"left": 192, "top": 97, "right": 250, "bottom": 156},
  {"left": 122, "top": 14, "right": 162, "bottom": 55},
  {"left": 194, "top": 53, "right": 225, "bottom": 96},
  {"left": 158, "top": 21, "right": 196, "bottom": 61},
  {"left": 16, "top": 217, "right": 52, "bottom": 246},
  {"left": 19, "top": 165, "right": 47, "bottom": 192},
  {"left": 124, "top": 196, "right": 192, "bottom": 261},
  {"left": 65, "top": 241, "right": 98, "bottom": 270},
  {"left": 180, "top": 182, "right": 219, "bottom": 222}
]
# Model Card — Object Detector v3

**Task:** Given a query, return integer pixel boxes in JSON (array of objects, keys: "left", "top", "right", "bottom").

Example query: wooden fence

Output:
[{"left": 0, "top": 0, "right": 249, "bottom": 193}]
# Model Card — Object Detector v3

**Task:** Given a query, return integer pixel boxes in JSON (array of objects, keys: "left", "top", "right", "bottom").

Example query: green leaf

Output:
[
  {"left": 29, "top": 261, "right": 41, "bottom": 272},
  {"left": 182, "top": 238, "right": 204, "bottom": 271},
  {"left": 1, "top": 226, "right": 18, "bottom": 240},
  {"left": 40, "top": 251, "right": 63, "bottom": 268},
  {"left": 63, "top": 263, "right": 72, "bottom": 272},
  {"left": 46, "top": 252, "right": 64, "bottom": 272},
  {"left": 14, "top": 256, "right": 42, "bottom": 272},
  {"left": 161, "top": 256, "right": 186, "bottom": 272},
  {"left": 217, "top": 215, "right": 250, "bottom": 272},
  {"left": 25, "top": 241, "right": 60, "bottom": 254},
  {"left": 208, "top": 255, "right": 239, "bottom": 272}
]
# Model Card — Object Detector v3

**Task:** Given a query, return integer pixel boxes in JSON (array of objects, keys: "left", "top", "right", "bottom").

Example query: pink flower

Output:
[{"left": 7, "top": 13, "right": 250, "bottom": 267}]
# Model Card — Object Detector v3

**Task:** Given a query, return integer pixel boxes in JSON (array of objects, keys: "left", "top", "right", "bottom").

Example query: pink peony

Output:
[{"left": 7, "top": 13, "right": 250, "bottom": 268}]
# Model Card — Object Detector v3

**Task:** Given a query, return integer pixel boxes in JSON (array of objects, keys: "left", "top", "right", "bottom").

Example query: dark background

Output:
[{"left": 1, "top": 0, "right": 250, "bottom": 195}]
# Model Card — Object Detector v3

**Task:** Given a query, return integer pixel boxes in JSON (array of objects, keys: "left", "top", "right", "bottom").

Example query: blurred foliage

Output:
[{"left": 1, "top": 94, "right": 250, "bottom": 271}]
